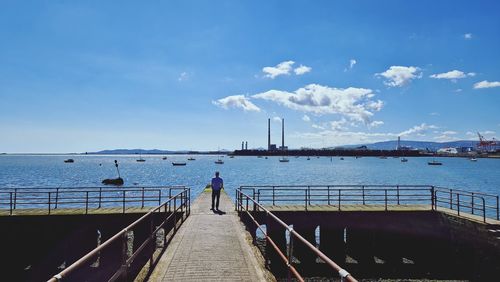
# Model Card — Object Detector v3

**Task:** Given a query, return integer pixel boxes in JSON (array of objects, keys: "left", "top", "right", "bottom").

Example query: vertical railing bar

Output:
[
  {"left": 272, "top": 186, "right": 275, "bottom": 206},
  {"left": 496, "top": 195, "right": 499, "bottom": 220},
  {"left": 98, "top": 187, "right": 102, "bottom": 209},
  {"left": 85, "top": 191, "right": 89, "bottom": 215},
  {"left": 338, "top": 189, "right": 341, "bottom": 211},
  {"left": 159, "top": 190, "right": 162, "bottom": 206},
  {"left": 362, "top": 185, "right": 365, "bottom": 205},
  {"left": 471, "top": 192, "right": 475, "bottom": 215},
  {"left": 305, "top": 189, "right": 307, "bottom": 211},
  {"left": 9, "top": 192, "right": 13, "bottom": 215},
  {"left": 457, "top": 193, "right": 460, "bottom": 216},
  {"left": 122, "top": 191, "right": 126, "bottom": 213},
  {"left": 14, "top": 188, "right": 17, "bottom": 209},
  {"left": 55, "top": 188, "right": 59, "bottom": 209},
  {"left": 482, "top": 197, "right": 486, "bottom": 223},
  {"left": 142, "top": 187, "right": 145, "bottom": 208},
  {"left": 48, "top": 192, "right": 52, "bottom": 215},
  {"left": 396, "top": 185, "right": 400, "bottom": 205},
  {"left": 449, "top": 188, "right": 453, "bottom": 209},
  {"left": 384, "top": 189, "right": 388, "bottom": 211},
  {"left": 327, "top": 186, "right": 330, "bottom": 205}
]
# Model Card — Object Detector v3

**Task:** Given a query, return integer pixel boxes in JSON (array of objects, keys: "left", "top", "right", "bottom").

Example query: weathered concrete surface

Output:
[{"left": 148, "top": 190, "right": 273, "bottom": 281}]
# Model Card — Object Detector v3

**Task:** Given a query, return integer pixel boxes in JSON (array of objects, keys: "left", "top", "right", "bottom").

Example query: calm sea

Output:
[{"left": 0, "top": 154, "right": 499, "bottom": 198}]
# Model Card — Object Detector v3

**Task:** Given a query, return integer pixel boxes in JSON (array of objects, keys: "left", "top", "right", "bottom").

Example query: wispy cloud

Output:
[
  {"left": 294, "top": 65, "right": 312, "bottom": 75},
  {"left": 273, "top": 116, "right": 282, "bottom": 123},
  {"left": 212, "top": 95, "right": 261, "bottom": 112},
  {"left": 398, "top": 123, "right": 438, "bottom": 137},
  {"left": 302, "top": 115, "right": 311, "bottom": 122},
  {"left": 430, "top": 112, "right": 440, "bottom": 116},
  {"left": 344, "top": 59, "right": 357, "bottom": 72},
  {"left": 473, "top": 80, "right": 500, "bottom": 89},
  {"left": 429, "top": 70, "right": 475, "bottom": 81},
  {"left": 178, "top": 71, "right": 189, "bottom": 81},
  {"left": 376, "top": 66, "right": 422, "bottom": 87},
  {"left": 252, "top": 84, "right": 383, "bottom": 125},
  {"left": 464, "top": 33, "right": 473, "bottom": 40}
]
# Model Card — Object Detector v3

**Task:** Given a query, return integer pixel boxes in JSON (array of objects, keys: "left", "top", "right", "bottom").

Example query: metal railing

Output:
[
  {"left": 0, "top": 186, "right": 187, "bottom": 215},
  {"left": 236, "top": 188, "right": 357, "bottom": 282},
  {"left": 238, "top": 185, "right": 499, "bottom": 223},
  {"left": 47, "top": 187, "right": 190, "bottom": 282}
]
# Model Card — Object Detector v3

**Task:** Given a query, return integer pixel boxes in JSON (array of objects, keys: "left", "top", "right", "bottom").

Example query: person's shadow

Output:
[{"left": 213, "top": 209, "right": 226, "bottom": 215}]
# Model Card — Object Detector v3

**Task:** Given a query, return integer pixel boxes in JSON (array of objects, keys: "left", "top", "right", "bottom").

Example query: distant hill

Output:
[
  {"left": 86, "top": 149, "right": 228, "bottom": 155},
  {"left": 359, "top": 140, "right": 478, "bottom": 151}
]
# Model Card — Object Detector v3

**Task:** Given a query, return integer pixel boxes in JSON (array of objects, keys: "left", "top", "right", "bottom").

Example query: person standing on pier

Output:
[{"left": 211, "top": 171, "right": 224, "bottom": 211}]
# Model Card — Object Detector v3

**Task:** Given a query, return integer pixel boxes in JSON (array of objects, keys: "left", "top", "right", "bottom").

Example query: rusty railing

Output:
[
  {"left": 236, "top": 188, "right": 357, "bottom": 282},
  {"left": 47, "top": 187, "right": 190, "bottom": 282}
]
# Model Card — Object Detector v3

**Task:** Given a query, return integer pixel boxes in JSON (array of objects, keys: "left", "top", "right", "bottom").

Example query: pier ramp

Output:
[{"left": 148, "top": 189, "right": 271, "bottom": 281}]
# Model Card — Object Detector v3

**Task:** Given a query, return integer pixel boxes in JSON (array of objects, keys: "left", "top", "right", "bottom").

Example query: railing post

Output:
[
  {"left": 482, "top": 197, "right": 486, "bottom": 223},
  {"left": 338, "top": 189, "right": 341, "bottom": 211},
  {"left": 457, "top": 193, "right": 460, "bottom": 216},
  {"left": 13, "top": 188, "right": 17, "bottom": 209},
  {"left": 362, "top": 185, "right": 365, "bottom": 205},
  {"left": 327, "top": 186, "right": 330, "bottom": 205},
  {"left": 384, "top": 189, "right": 388, "bottom": 211},
  {"left": 272, "top": 186, "right": 275, "bottom": 206},
  {"left": 496, "top": 195, "right": 499, "bottom": 220},
  {"left": 471, "top": 192, "right": 475, "bottom": 215},
  {"left": 173, "top": 197, "right": 177, "bottom": 232},
  {"left": 10, "top": 192, "right": 13, "bottom": 215},
  {"left": 48, "top": 192, "right": 52, "bottom": 215},
  {"left": 159, "top": 190, "right": 162, "bottom": 206},
  {"left": 308, "top": 185, "right": 311, "bottom": 205},
  {"left": 431, "top": 186, "right": 435, "bottom": 211},
  {"left": 142, "top": 187, "right": 145, "bottom": 208},
  {"left": 98, "top": 187, "right": 102, "bottom": 209},
  {"left": 396, "top": 185, "right": 400, "bottom": 205},
  {"left": 168, "top": 189, "right": 172, "bottom": 212},
  {"left": 55, "top": 188, "right": 59, "bottom": 209},
  {"left": 121, "top": 231, "right": 128, "bottom": 280},
  {"left": 304, "top": 189, "right": 308, "bottom": 211},
  {"left": 85, "top": 191, "right": 89, "bottom": 215},
  {"left": 122, "top": 191, "right": 126, "bottom": 213},
  {"left": 449, "top": 188, "right": 453, "bottom": 209}
]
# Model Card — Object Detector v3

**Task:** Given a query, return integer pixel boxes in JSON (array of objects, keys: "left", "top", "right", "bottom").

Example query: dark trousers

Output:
[{"left": 212, "top": 189, "right": 221, "bottom": 209}]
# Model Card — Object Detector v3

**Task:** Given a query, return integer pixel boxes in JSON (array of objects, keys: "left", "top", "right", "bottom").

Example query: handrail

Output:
[
  {"left": 1, "top": 186, "right": 187, "bottom": 215},
  {"left": 236, "top": 188, "right": 357, "bottom": 282},
  {"left": 48, "top": 187, "right": 190, "bottom": 282},
  {"left": 240, "top": 185, "right": 499, "bottom": 223}
]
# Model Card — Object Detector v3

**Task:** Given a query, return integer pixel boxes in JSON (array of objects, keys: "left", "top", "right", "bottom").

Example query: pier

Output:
[{"left": 1, "top": 185, "right": 500, "bottom": 281}]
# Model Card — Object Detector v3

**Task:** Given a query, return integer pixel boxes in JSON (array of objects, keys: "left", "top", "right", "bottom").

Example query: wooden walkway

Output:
[{"left": 148, "top": 189, "right": 271, "bottom": 281}]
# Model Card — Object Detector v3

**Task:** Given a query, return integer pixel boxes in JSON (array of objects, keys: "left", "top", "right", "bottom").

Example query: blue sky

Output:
[{"left": 1, "top": 0, "right": 499, "bottom": 153}]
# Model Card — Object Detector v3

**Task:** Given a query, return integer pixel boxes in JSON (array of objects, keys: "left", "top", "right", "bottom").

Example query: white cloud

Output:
[
  {"left": 262, "top": 61, "right": 295, "bottom": 79},
  {"left": 430, "top": 112, "right": 440, "bottom": 116},
  {"left": 294, "top": 65, "right": 312, "bottom": 75},
  {"left": 482, "top": 130, "right": 496, "bottom": 135},
  {"left": 464, "top": 33, "right": 473, "bottom": 40},
  {"left": 454, "top": 89, "right": 463, "bottom": 93},
  {"left": 368, "top": 121, "right": 384, "bottom": 128},
  {"left": 302, "top": 115, "right": 311, "bottom": 122},
  {"left": 376, "top": 66, "right": 422, "bottom": 87},
  {"left": 312, "top": 124, "right": 326, "bottom": 130},
  {"left": 466, "top": 131, "right": 476, "bottom": 136},
  {"left": 178, "top": 72, "right": 189, "bottom": 81},
  {"left": 442, "top": 131, "right": 458, "bottom": 135},
  {"left": 473, "top": 80, "right": 500, "bottom": 89},
  {"left": 398, "top": 123, "right": 438, "bottom": 137},
  {"left": 212, "top": 95, "right": 261, "bottom": 112},
  {"left": 252, "top": 84, "right": 383, "bottom": 125},
  {"left": 344, "top": 59, "right": 357, "bottom": 72},
  {"left": 429, "top": 70, "right": 475, "bottom": 81},
  {"left": 330, "top": 118, "right": 348, "bottom": 131},
  {"left": 273, "top": 116, "right": 282, "bottom": 123},
  {"left": 434, "top": 135, "right": 460, "bottom": 142}
]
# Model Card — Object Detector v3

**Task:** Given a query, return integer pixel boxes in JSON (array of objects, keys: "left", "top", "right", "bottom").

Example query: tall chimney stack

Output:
[
  {"left": 245, "top": 141, "right": 248, "bottom": 150},
  {"left": 268, "top": 118, "right": 271, "bottom": 151},
  {"left": 242, "top": 141, "right": 244, "bottom": 150},
  {"left": 282, "top": 118, "right": 285, "bottom": 151}
]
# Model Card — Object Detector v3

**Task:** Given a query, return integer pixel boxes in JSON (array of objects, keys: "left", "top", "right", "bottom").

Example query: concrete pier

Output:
[{"left": 148, "top": 189, "right": 272, "bottom": 281}]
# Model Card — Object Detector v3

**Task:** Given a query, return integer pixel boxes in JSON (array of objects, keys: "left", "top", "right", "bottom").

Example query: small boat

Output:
[
  {"left": 187, "top": 157, "right": 196, "bottom": 161},
  {"left": 102, "top": 177, "right": 124, "bottom": 186},
  {"left": 172, "top": 162, "right": 186, "bottom": 166},
  {"left": 214, "top": 159, "right": 224, "bottom": 164},
  {"left": 64, "top": 159, "right": 74, "bottom": 163},
  {"left": 136, "top": 153, "right": 145, "bottom": 162},
  {"left": 340, "top": 157, "right": 344, "bottom": 160},
  {"left": 229, "top": 156, "right": 234, "bottom": 158},
  {"left": 401, "top": 158, "right": 408, "bottom": 162},
  {"left": 162, "top": 157, "right": 168, "bottom": 160},
  {"left": 428, "top": 160, "right": 443, "bottom": 166},
  {"left": 307, "top": 157, "right": 310, "bottom": 160},
  {"left": 264, "top": 156, "right": 268, "bottom": 159},
  {"left": 279, "top": 157, "right": 289, "bottom": 162},
  {"left": 470, "top": 158, "right": 478, "bottom": 162}
]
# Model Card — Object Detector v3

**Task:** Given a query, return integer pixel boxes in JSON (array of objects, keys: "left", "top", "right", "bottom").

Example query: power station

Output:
[{"left": 267, "top": 118, "right": 287, "bottom": 151}]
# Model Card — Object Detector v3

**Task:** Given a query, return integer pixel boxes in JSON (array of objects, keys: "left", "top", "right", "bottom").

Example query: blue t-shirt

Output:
[{"left": 211, "top": 177, "right": 223, "bottom": 191}]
